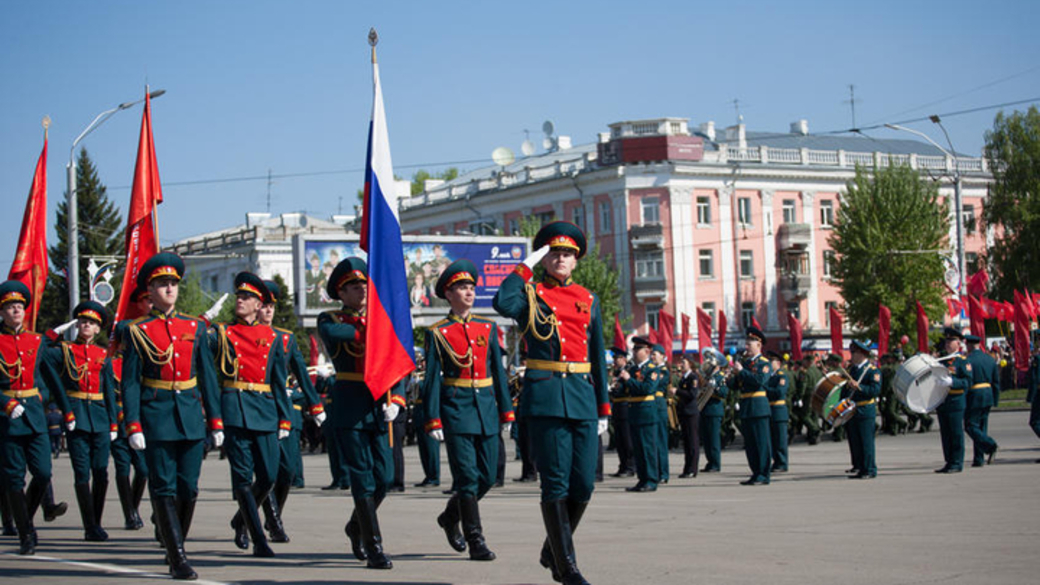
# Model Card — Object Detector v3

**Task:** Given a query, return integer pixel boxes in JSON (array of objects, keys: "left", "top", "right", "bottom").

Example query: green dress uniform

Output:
[
  {"left": 620, "top": 358, "right": 661, "bottom": 490},
  {"left": 936, "top": 347, "right": 971, "bottom": 473},
  {"left": 411, "top": 371, "right": 441, "bottom": 486},
  {"left": 0, "top": 280, "right": 55, "bottom": 555},
  {"left": 121, "top": 253, "right": 222, "bottom": 580},
  {"left": 879, "top": 360, "right": 907, "bottom": 435},
  {"left": 423, "top": 283, "right": 514, "bottom": 559},
  {"left": 44, "top": 301, "right": 118, "bottom": 541},
  {"left": 765, "top": 362, "right": 791, "bottom": 472},
  {"left": 492, "top": 221, "right": 610, "bottom": 585},
  {"left": 317, "top": 257, "right": 406, "bottom": 570},
  {"left": 735, "top": 329, "right": 772, "bottom": 485},
  {"left": 319, "top": 374, "right": 350, "bottom": 489},
  {"left": 652, "top": 360, "right": 671, "bottom": 482},
  {"left": 842, "top": 347, "right": 881, "bottom": 478},
  {"left": 103, "top": 343, "right": 149, "bottom": 531},
  {"left": 699, "top": 365, "right": 728, "bottom": 472},
  {"left": 964, "top": 340, "right": 999, "bottom": 466}
]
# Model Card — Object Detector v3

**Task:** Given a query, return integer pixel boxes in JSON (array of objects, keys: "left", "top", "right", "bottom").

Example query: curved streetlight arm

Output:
[{"left": 68, "top": 90, "right": 166, "bottom": 165}]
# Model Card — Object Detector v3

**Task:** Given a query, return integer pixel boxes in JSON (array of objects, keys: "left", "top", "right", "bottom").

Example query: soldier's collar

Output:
[
  {"left": 447, "top": 312, "right": 472, "bottom": 324},
  {"left": 74, "top": 335, "right": 96, "bottom": 346},
  {"left": 542, "top": 273, "right": 572, "bottom": 288},
  {"left": 1, "top": 323, "right": 23, "bottom": 335},
  {"left": 235, "top": 316, "right": 258, "bottom": 327},
  {"left": 637, "top": 359, "right": 650, "bottom": 367},
  {"left": 341, "top": 306, "right": 364, "bottom": 317},
  {"left": 150, "top": 308, "right": 176, "bottom": 320}
]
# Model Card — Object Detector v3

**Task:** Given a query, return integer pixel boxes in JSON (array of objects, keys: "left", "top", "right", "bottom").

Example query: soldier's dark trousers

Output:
[
  {"left": 629, "top": 421, "right": 659, "bottom": 488},
  {"left": 144, "top": 439, "right": 204, "bottom": 501},
  {"left": 678, "top": 414, "right": 699, "bottom": 475},
  {"left": 699, "top": 414, "right": 722, "bottom": 471},
  {"left": 937, "top": 409, "right": 965, "bottom": 471},
  {"left": 528, "top": 417, "right": 598, "bottom": 502},
  {"left": 445, "top": 432, "right": 498, "bottom": 499},
  {"left": 741, "top": 416, "right": 771, "bottom": 482},
  {"left": 965, "top": 407, "right": 996, "bottom": 465}
]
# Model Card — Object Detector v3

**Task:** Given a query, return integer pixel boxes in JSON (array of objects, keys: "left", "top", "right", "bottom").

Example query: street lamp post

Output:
[
  {"left": 884, "top": 121, "right": 965, "bottom": 298},
  {"left": 66, "top": 89, "right": 165, "bottom": 316}
]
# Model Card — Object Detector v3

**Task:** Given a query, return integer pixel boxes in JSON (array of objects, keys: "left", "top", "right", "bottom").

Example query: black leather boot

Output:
[
  {"left": 75, "top": 483, "right": 108, "bottom": 541},
  {"left": 92, "top": 477, "right": 109, "bottom": 539},
  {"left": 131, "top": 472, "right": 148, "bottom": 510},
  {"left": 263, "top": 482, "right": 290, "bottom": 543},
  {"left": 459, "top": 495, "right": 495, "bottom": 561},
  {"left": 1, "top": 490, "right": 16, "bottom": 536},
  {"left": 234, "top": 486, "right": 274, "bottom": 558},
  {"left": 540, "top": 499, "right": 588, "bottom": 581},
  {"left": 355, "top": 497, "right": 391, "bottom": 569},
  {"left": 155, "top": 496, "right": 196, "bottom": 580},
  {"left": 176, "top": 498, "right": 196, "bottom": 540},
  {"left": 437, "top": 494, "right": 466, "bottom": 552},
  {"left": 40, "top": 481, "right": 67, "bottom": 522},
  {"left": 541, "top": 500, "right": 590, "bottom": 585},
  {"left": 116, "top": 475, "right": 143, "bottom": 530},
  {"left": 344, "top": 511, "right": 367, "bottom": 560},
  {"left": 8, "top": 489, "right": 35, "bottom": 555}
]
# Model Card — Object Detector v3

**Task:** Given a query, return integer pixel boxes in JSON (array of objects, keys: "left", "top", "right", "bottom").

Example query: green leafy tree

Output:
[
  {"left": 38, "top": 149, "right": 124, "bottom": 328},
  {"left": 269, "top": 273, "right": 310, "bottom": 356},
  {"left": 982, "top": 106, "right": 1040, "bottom": 298},
  {"left": 828, "top": 164, "right": 949, "bottom": 344},
  {"left": 411, "top": 167, "right": 459, "bottom": 196}
]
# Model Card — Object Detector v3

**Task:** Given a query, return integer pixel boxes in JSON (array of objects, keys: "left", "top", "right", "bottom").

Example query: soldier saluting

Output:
[
  {"left": 493, "top": 221, "right": 610, "bottom": 585},
  {"left": 121, "top": 253, "right": 223, "bottom": 580}
]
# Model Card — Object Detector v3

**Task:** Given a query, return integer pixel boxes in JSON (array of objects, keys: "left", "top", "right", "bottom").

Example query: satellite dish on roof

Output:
[
  {"left": 542, "top": 120, "right": 555, "bottom": 136},
  {"left": 521, "top": 139, "right": 535, "bottom": 157},
  {"left": 492, "top": 147, "right": 515, "bottom": 167},
  {"left": 543, "top": 137, "right": 556, "bottom": 151}
]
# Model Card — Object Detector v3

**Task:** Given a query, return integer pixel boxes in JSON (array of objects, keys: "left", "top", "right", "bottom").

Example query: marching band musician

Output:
[
  {"left": 731, "top": 326, "right": 773, "bottom": 486},
  {"left": 44, "top": 300, "right": 117, "bottom": 541},
  {"left": 698, "top": 348, "right": 728, "bottom": 473},
  {"left": 608, "top": 347, "right": 635, "bottom": 478},
  {"left": 619, "top": 337, "right": 660, "bottom": 492},
  {"left": 121, "top": 253, "right": 223, "bottom": 580},
  {"left": 650, "top": 344, "right": 671, "bottom": 484},
  {"left": 842, "top": 340, "right": 880, "bottom": 479},
  {"left": 422, "top": 259, "right": 514, "bottom": 561},
  {"left": 765, "top": 351, "right": 791, "bottom": 473},
  {"left": 674, "top": 352, "right": 700, "bottom": 478},
  {"left": 317, "top": 257, "right": 406, "bottom": 570},
  {"left": 0, "top": 280, "right": 57, "bottom": 555},
  {"left": 936, "top": 327, "right": 971, "bottom": 474},
  {"left": 963, "top": 334, "right": 999, "bottom": 467},
  {"left": 493, "top": 221, "right": 610, "bottom": 585}
]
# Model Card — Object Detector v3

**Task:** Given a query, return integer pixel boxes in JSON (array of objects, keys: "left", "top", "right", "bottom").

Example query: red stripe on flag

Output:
[{"left": 8, "top": 136, "right": 48, "bottom": 331}]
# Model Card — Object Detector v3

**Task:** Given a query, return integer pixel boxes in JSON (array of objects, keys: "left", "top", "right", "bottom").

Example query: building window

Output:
[
  {"left": 508, "top": 217, "right": 519, "bottom": 236},
  {"left": 209, "top": 274, "right": 219, "bottom": 292},
  {"left": 962, "top": 204, "right": 976, "bottom": 235},
  {"left": 635, "top": 251, "right": 665, "bottom": 279},
  {"left": 697, "top": 196, "right": 711, "bottom": 226},
  {"left": 782, "top": 199, "right": 796, "bottom": 223},
  {"left": 646, "top": 303, "right": 662, "bottom": 330},
  {"left": 702, "top": 301, "right": 716, "bottom": 328},
  {"left": 642, "top": 197, "right": 660, "bottom": 225},
  {"left": 739, "top": 250, "right": 754, "bottom": 278},
  {"left": 570, "top": 205, "right": 584, "bottom": 232},
  {"left": 535, "top": 211, "right": 555, "bottom": 226},
  {"left": 965, "top": 252, "right": 979, "bottom": 273},
  {"left": 820, "top": 200, "right": 834, "bottom": 228},
  {"left": 741, "top": 302, "right": 755, "bottom": 329},
  {"left": 599, "top": 201, "right": 613, "bottom": 233},
  {"left": 787, "top": 302, "right": 801, "bottom": 320},
  {"left": 825, "top": 301, "right": 838, "bottom": 326},
  {"left": 469, "top": 219, "right": 496, "bottom": 235},
  {"left": 737, "top": 197, "right": 752, "bottom": 226},
  {"left": 822, "top": 250, "right": 835, "bottom": 277},
  {"left": 698, "top": 249, "right": 714, "bottom": 278}
]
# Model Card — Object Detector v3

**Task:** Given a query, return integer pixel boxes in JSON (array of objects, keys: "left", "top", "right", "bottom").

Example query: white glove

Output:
[
  {"left": 211, "top": 430, "right": 224, "bottom": 448},
  {"left": 315, "top": 411, "right": 327, "bottom": 427},
  {"left": 204, "top": 293, "right": 230, "bottom": 321},
  {"left": 735, "top": 402, "right": 741, "bottom": 411},
  {"left": 522, "top": 245, "right": 550, "bottom": 269},
  {"left": 429, "top": 428, "right": 445, "bottom": 442},
  {"left": 501, "top": 421, "right": 512, "bottom": 434},
  {"left": 278, "top": 429, "right": 290, "bottom": 440},
  {"left": 110, "top": 431, "right": 118, "bottom": 442},
  {"left": 383, "top": 402, "right": 400, "bottom": 422},
  {"left": 54, "top": 318, "right": 79, "bottom": 335},
  {"left": 936, "top": 374, "right": 953, "bottom": 389},
  {"left": 129, "top": 432, "right": 146, "bottom": 451},
  {"left": 66, "top": 420, "right": 76, "bottom": 432},
  {"left": 9, "top": 404, "right": 25, "bottom": 419},
  {"left": 597, "top": 417, "right": 609, "bottom": 436}
]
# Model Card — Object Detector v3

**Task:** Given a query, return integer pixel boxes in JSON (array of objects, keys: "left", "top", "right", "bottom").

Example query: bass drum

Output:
[
  {"left": 893, "top": 354, "right": 951, "bottom": 414},
  {"left": 811, "top": 372, "right": 846, "bottom": 420}
]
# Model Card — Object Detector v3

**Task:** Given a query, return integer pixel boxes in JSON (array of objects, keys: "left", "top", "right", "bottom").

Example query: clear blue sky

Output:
[{"left": 2, "top": 0, "right": 1038, "bottom": 276}]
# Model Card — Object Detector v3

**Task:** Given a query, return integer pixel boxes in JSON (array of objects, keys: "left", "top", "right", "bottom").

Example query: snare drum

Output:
[
  {"left": 825, "top": 398, "right": 856, "bottom": 428},
  {"left": 893, "top": 354, "right": 951, "bottom": 414},
  {"left": 811, "top": 372, "right": 846, "bottom": 419}
]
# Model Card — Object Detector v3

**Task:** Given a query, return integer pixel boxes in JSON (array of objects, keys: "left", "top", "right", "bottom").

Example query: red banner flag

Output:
[
  {"left": 916, "top": 301, "right": 929, "bottom": 354},
  {"left": 658, "top": 310, "right": 675, "bottom": 362},
  {"left": 718, "top": 311, "right": 727, "bottom": 352},
  {"left": 787, "top": 312, "right": 803, "bottom": 361},
  {"left": 647, "top": 328, "right": 659, "bottom": 345},
  {"left": 8, "top": 135, "right": 48, "bottom": 331},
  {"left": 1013, "top": 290, "right": 1031, "bottom": 371},
  {"left": 696, "top": 308, "right": 713, "bottom": 352},
  {"left": 968, "top": 295, "right": 985, "bottom": 338},
  {"left": 829, "top": 305, "right": 843, "bottom": 356},
  {"left": 613, "top": 314, "right": 626, "bottom": 352},
  {"left": 946, "top": 297, "right": 963, "bottom": 319},
  {"left": 967, "top": 269, "right": 989, "bottom": 298},
  {"left": 308, "top": 333, "right": 320, "bottom": 367},
  {"left": 680, "top": 313, "right": 690, "bottom": 355},
  {"left": 878, "top": 304, "right": 891, "bottom": 357},
  {"left": 114, "top": 92, "right": 164, "bottom": 324},
  {"left": 751, "top": 315, "right": 762, "bottom": 330}
]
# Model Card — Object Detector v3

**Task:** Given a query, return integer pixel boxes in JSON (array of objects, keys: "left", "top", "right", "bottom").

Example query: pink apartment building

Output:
[{"left": 399, "top": 117, "right": 992, "bottom": 354}]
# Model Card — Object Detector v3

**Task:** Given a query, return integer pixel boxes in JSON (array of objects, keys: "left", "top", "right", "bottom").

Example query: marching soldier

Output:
[
  {"left": 792, "top": 354, "right": 822, "bottom": 444},
  {"left": 608, "top": 348, "right": 635, "bottom": 477},
  {"left": 765, "top": 352, "right": 790, "bottom": 473},
  {"left": 423, "top": 259, "right": 515, "bottom": 561},
  {"left": 964, "top": 334, "right": 999, "bottom": 466},
  {"left": 935, "top": 328, "right": 971, "bottom": 474},
  {"left": 0, "top": 280, "right": 57, "bottom": 555},
  {"left": 493, "top": 221, "right": 611, "bottom": 585},
  {"left": 879, "top": 353, "right": 908, "bottom": 435},
  {"left": 842, "top": 340, "right": 880, "bottom": 479},
  {"left": 318, "top": 257, "right": 406, "bottom": 570},
  {"left": 121, "top": 253, "right": 224, "bottom": 579},
  {"left": 651, "top": 345, "right": 671, "bottom": 484},
  {"left": 45, "top": 300, "right": 117, "bottom": 541},
  {"left": 674, "top": 353, "right": 700, "bottom": 478},
  {"left": 619, "top": 337, "right": 660, "bottom": 492},
  {"left": 732, "top": 326, "right": 772, "bottom": 485},
  {"left": 822, "top": 353, "right": 847, "bottom": 443},
  {"left": 698, "top": 348, "right": 728, "bottom": 472}
]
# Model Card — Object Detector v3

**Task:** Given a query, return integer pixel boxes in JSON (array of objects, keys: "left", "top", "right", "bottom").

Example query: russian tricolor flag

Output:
[{"left": 360, "top": 43, "right": 416, "bottom": 400}]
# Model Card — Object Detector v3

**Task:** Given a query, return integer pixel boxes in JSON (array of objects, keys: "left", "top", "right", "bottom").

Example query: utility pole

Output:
[{"left": 845, "top": 84, "right": 859, "bottom": 129}]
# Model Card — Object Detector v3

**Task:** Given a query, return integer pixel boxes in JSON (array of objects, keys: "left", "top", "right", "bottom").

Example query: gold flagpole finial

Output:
[
  {"left": 42, "top": 115, "right": 51, "bottom": 139},
  {"left": 368, "top": 28, "right": 378, "bottom": 64}
]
